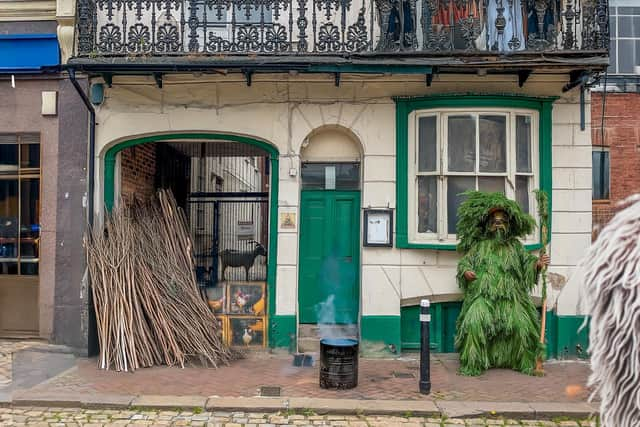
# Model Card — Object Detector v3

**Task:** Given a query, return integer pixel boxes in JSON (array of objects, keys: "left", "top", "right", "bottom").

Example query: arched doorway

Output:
[
  {"left": 297, "top": 127, "right": 363, "bottom": 341},
  {"left": 102, "top": 133, "right": 279, "bottom": 348}
]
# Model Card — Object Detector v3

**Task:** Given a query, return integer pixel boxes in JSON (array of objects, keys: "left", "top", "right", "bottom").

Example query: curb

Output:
[{"left": 2, "top": 393, "right": 599, "bottom": 419}]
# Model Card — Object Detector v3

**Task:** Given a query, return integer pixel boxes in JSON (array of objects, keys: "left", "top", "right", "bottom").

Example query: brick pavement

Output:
[
  {"left": 18, "top": 352, "right": 592, "bottom": 403},
  {"left": 0, "top": 406, "right": 597, "bottom": 426}
]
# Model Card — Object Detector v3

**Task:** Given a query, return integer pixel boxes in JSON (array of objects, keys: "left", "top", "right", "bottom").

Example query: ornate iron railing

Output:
[{"left": 75, "top": 0, "right": 609, "bottom": 56}]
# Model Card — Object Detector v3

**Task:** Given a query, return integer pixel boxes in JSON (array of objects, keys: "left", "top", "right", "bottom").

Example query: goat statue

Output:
[{"left": 219, "top": 241, "right": 267, "bottom": 281}]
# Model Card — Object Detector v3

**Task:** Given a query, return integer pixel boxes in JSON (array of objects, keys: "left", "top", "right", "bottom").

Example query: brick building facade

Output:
[
  {"left": 120, "top": 144, "right": 157, "bottom": 202},
  {"left": 591, "top": 91, "right": 640, "bottom": 237}
]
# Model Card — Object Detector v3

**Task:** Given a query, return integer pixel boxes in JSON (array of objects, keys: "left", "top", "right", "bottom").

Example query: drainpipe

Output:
[
  {"left": 68, "top": 68, "right": 96, "bottom": 227},
  {"left": 68, "top": 68, "right": 99, "bottom": 356}
]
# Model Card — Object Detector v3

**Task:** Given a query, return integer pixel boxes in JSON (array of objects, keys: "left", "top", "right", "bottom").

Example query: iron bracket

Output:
[
  {"left": 102, "top": 73, "right": 113, "bottom": 88},
  {"left": 244, "top": 69, "right": 254, "bottom": 86},
  {"left": 153, "top": 72, "right": 163, "bottom": 89},
  {"left": 518, "top": 70, "right": 532, "bottom": 88}
]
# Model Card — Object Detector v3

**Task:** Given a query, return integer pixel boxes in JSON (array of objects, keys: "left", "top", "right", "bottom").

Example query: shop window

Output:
[
  {"left": 0, "top": 133, "right": 40, "bottom": 276},
  {"left": 592, "top": 147, "right": 610, "bottom": 200},
  {"left": 407, "top": 109, "right": 539, "bottom": 243}
]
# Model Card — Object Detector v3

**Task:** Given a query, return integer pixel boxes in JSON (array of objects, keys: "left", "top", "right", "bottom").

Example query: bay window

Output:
[{"left": 407, "top": 108, "right": 539, "bottom": 244}]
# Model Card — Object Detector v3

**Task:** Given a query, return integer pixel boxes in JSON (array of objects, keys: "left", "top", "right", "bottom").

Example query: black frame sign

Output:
[{"left": 363, "top": 209, "right": 393, "bottom": 247}]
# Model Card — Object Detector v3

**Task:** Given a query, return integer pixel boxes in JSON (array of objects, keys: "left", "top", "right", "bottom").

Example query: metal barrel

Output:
[{"left": 319, "top": 338, "right": 358, "bottom": 389}]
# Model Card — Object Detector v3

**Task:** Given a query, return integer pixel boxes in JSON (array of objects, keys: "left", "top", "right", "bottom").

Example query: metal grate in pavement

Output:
[
  {"left": 392, "top": 371, "right": 415, "bottom": 379},
  {"left": 260, "top": 386, "right": 281, "bottom": 397}
]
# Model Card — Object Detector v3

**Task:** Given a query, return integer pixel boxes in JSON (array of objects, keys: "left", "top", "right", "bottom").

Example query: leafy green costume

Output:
[{"left": 455, "top": 192, "right": 544, "bottom": 376}]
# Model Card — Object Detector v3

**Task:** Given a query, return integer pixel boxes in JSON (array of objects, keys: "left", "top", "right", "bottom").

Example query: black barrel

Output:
[{"left": 319, "top": 338, "right": 358, "bottom": 389}]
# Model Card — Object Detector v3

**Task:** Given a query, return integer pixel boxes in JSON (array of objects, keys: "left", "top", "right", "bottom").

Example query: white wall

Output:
[{"left": 93, "top": 72, "right": 592, "bottom": 318}]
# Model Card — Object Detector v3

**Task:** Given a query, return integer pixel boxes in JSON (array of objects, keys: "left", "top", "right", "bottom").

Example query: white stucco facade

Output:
[{"left": 91, "top": 72, "right": 592, "bottom": 348}]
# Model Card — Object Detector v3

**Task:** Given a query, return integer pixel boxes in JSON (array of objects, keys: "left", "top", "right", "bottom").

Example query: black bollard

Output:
[{"left": 419, "top": 298, "right": 431, "bottom": 394}]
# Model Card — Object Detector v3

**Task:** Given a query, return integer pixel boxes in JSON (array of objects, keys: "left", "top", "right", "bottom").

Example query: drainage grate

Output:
[
  {"left": 392, "top": 371, "right": 415, "bottom": 379},
  {"left": 260, "top": 386, "right": 282, "bottom": 397}
]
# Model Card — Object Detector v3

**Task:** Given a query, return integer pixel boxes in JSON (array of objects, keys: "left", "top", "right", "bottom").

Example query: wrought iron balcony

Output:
[{"left": 75, "top": 0, "right": 609, "bottom": 59}]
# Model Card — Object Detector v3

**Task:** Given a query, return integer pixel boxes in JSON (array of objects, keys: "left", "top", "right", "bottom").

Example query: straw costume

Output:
[{"left": 455, "top": 191, "right": 547, "bottom": 376}]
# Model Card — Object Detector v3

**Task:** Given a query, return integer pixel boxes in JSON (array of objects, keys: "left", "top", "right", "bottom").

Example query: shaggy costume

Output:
[
  {"left": 455, "top": 192, "right": 544, "bottom": 376},
  {"left": 582, "top": 196, "right": 640, "bottom": 427}
]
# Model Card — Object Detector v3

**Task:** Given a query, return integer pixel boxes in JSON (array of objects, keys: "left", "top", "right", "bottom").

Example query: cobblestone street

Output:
[{"left": 0, "top": 407, "right": 597, "bottom": 427}]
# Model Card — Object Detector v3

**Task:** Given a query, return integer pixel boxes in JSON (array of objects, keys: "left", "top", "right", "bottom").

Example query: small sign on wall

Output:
[
  {"left": 279, "top": 207, "right": 297, "bottom": 232},
  {"left": 237, "top": 221, "right": 255, "bottom": 240},
  {"left": 363, "top": 209, "right": 393, "bottom": 247}
]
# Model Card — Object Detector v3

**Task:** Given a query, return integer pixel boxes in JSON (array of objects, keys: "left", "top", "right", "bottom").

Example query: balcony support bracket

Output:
[
  {"left": 334, "top": 72, "right": 340, "bottom": 87},
  {"left": 517, "top": 70, "right": 532, "bottom": 88},
  {"left": 153, "top": 72, "right": 163, "bottom": 89},
  {"left": 102, "top": 73, "right": 113, "bottom": 88},
  {"left": 244, "top": 69, "right": 254, "bottom": 86},
  {"left": 563, "top": 70, "right": 589, "bottom": 93}
]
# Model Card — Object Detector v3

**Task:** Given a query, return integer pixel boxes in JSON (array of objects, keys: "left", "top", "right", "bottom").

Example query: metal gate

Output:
[{"left": 154, "top": 141, "right": 270, "bottom": 287}]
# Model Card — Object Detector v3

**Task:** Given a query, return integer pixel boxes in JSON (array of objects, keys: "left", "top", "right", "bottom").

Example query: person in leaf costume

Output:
[{"left": 455, "top": 191, "right": 549, "bottom": 376}]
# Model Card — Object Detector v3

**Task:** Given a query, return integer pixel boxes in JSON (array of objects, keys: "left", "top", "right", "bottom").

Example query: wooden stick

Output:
[
  {"left": 86, "top": 190, "right": 235, "bottom": 371},
  {"left": 534, "top": 189, "right": 550, "bottom": 374}
]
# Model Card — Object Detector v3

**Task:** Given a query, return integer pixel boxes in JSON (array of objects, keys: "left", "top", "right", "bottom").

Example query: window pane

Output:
[
  {"left": 417, "top": 176, "right": 438, "bottom": 233},
  {"left": 301, "top": 162, "right": 360, "bottom": 190},
  {"left": 418, "top": 116, "right": 437, "bottom": 172},
  {"left": 479, "top": 115, "right": 506, "bottom": 173},
  {"left": 20, "top": 262, "right": 38, "bottom": 275},
  {"left": 447, "top": 115, "right": 476, "bottom": 172},
  {"left": 515, "top": 176, "right": 530, "bottom": 214},
  {"left": 447, "top": 176, "right": 475, "bottom": 234},
  {"left": 516, "top": 115, "right": 532, "bottom": 173},
  {"left": 478, "top": 177, "right": 505, "bottom": 194},
  {"left": 0, "top": 180, "right": 19, "bottom": 275},
  {"left": 20, "top": 144, "right": 40, "bottom": 168},
  {"left": 592, "top": 150, "right": 610, "bottom": 199},
  {"left": 619, "top": 39, "right": 635, "bottom": 74},
  {"left": 618, "top": 16, "right": 640, "bottom": 37},
  {"left": 608, "top": 41, "right": 617, "bottom": 74},
  {"left": 235, "top": 5, "right": 273, "bottom": 23},
  {"left": 0, "top": 144, "right": 18, "bottom": 173},
  {"left": 20, "top": 179, "right": 40, "bottom": 268}
]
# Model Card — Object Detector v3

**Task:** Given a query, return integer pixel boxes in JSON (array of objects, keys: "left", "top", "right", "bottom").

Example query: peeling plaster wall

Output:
[{"left": 92, "top": 73, "right": 592, "bottom": 318}]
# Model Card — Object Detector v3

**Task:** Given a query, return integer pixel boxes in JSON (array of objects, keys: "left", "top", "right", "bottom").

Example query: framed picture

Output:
[
  {"left": 205, "top": 286, "right": 226, "bottom": 314},
  {"left": 363, "top": 209, "right": 393, "bottom": 247},
  {"left": 227, "top": 316, "right": 266, "bottom": 347},
  {"left": 279, "top": 207, "right": 297, "bottom": 232},
  {"left": 227, "top": 282, "right": 266, "bottom": 315}
]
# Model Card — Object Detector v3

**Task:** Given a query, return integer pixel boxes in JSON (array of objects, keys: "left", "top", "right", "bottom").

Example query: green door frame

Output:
[
  {"left": 101, "top": 133, "right": 280, "bottom": 346},
  {"left": 298, "top": 189, "right": 362, "bottom": 325}
]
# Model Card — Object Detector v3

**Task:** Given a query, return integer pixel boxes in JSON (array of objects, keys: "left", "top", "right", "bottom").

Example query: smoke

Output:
[
  {"left": 312, "top": 249, "right": 358, "bottom": 342},
  {"left": 315, "top": 295, "right": 357, "bottom": 341}
]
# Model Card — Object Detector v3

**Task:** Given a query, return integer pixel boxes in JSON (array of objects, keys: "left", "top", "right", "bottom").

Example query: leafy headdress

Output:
[{"left": 456, "top": 191, "right": 536, "bottom": 253}]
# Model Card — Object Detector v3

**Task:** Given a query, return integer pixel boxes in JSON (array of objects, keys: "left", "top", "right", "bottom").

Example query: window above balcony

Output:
[{"left": 71, "top": 0, "right": 610, "bottom": 75}]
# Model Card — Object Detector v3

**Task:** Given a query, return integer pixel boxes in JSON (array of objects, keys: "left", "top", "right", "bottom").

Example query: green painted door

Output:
[{"left": 299, "top": 190, "right": 360, "bottom": 324}]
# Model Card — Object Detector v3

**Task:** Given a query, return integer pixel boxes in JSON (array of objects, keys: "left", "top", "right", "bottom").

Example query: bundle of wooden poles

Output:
[{"left": 85, "top": 190, "right": 234, "bottom": 371}]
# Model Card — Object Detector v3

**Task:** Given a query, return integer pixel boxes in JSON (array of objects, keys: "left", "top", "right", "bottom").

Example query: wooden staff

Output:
[{"left": 534, "top": 189, "right": 549, "bottom": 374}]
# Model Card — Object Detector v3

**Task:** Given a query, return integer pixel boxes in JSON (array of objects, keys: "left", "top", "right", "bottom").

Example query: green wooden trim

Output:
[
  {"left": 395, "top": 94, "right": 555, "bottom": 251},
  {"left": 545, "top": 312, "right": 590, "bottom": 360},
  {"left": 269, "top": 314, "right": 296, "bottom": 350},
  {"left": 101, "top": 132, "right": 281, "bottom": 343},
  {"left": 267, "top": 156, "right": 280, "bottom": 344},
  {"left": 360, "top": 315, "right": 401, "bottom": 356}
]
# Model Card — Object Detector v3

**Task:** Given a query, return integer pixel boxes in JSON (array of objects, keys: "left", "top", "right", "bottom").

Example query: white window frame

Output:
[{"left": 407, "top": 107, "right": 540, "bottom": 245}]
